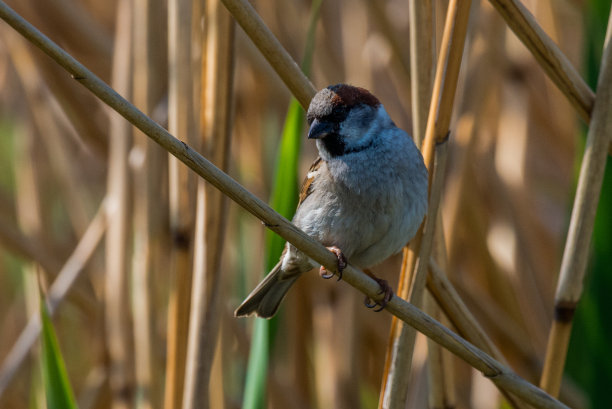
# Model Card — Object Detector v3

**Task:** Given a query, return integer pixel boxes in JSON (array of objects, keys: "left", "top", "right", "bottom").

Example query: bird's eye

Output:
[{"left": 326, "top": 106, "right": 349, "bottom": 123}]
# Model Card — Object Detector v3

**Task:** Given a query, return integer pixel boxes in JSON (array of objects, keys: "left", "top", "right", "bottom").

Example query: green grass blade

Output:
[
  {"left": 241, "top": 318, "right": 269, "bottom": 409},
  {"left": 264, "top": 98, "right": 306, "bottom": 270},
  {"left": 242, "top": 96, "right": 305, "bottom": 409},
  {"left": 40, "top": 299, "right": 78, "bottom": 409},
  {"left": 241, "top": 2, "right": 323, "bottom": 408}
]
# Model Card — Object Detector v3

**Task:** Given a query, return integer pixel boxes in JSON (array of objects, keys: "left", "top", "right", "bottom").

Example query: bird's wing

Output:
[{"left": 297, "top": 156, "right": 322, "bottom": 207}]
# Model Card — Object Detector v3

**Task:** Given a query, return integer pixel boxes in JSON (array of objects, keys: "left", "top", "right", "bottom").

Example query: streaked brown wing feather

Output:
[{"left": 298, "top": 157, "right": 322, "bottom": 206}]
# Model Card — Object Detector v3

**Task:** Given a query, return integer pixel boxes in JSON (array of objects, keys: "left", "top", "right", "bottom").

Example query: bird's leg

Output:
[
  {"left": 319, "top": 246, "right": 347, "bottom": 281},
  {"left": 363, "top": 269, "right": 393, "bottom": 312}
]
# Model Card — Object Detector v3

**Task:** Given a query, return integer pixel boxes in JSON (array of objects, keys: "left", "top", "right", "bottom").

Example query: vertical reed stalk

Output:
[
  {"left": 409, "top": 0, "right": 435, "bottom": 148},
  {"left": 132, "top": 0, "right": 167, "bottom": 407},
  {"left": 540, "top": 8, "right": 612, "bottom": 397},
  {"left": 164, "top": 0, "right": 197, "bottom": 407},
  {"left": 182, "top": 0, "right": 234, "bottom": 407},
  {"left": 13, "top": 112, "right": 45, "bottom": 407},
  {"left": 378, "top": 1, "right": 434, "bottom": 405},
  {"left": 380, "top": 1, "right": 470, "bottom": 407},
  {"left": 105, "top": 1, "right": 133, "bottom": 407},
  {"left": 424, "top": 292, "right": 455, "bottom": 409},
  {"left": 425, "top": 222, "right": 456, "bottom": 409}
]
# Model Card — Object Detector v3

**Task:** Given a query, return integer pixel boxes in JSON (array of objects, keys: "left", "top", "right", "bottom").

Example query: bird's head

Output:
[{"left": 306, "top": 84, "right": 391, "bottom": 159}]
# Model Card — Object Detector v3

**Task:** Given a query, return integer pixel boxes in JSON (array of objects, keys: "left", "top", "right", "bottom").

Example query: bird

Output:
[{"left": 235, "top": 84, "right": 428, "bottom": 318}]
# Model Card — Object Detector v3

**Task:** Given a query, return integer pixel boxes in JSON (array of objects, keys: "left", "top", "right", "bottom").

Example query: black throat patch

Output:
[{"left": 321, "top": 133, "right": 376, "bottom": 158}]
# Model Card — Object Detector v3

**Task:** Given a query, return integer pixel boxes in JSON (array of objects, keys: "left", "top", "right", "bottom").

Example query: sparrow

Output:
[{"left": 235, "top": 84, "right": 428, "bottom": 318}]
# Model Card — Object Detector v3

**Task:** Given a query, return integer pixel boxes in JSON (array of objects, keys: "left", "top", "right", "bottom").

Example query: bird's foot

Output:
[
  {"left": 363, "top": 271, "right": 393, "bottom": 312},
  {"left": 319, "top": 246, "right": 347, "bottom": 281}
]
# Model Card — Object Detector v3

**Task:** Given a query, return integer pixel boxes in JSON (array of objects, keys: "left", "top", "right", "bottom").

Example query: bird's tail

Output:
[{"left": 234, "top": 261, "right": 300, "bottom": 318}]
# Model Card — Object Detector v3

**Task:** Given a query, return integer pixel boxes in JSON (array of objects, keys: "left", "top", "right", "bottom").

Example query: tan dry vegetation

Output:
[{"left": 0, "top": 0, "right": 603, "bottom": 408}]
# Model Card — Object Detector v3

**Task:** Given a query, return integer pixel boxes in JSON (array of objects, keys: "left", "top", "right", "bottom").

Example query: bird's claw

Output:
[
  {"left": 319, "top": 267, "right": 334, "bottom": 279},
  {"left": 319, "top": 246, "right": 347, "bottom": 281},
  {"left": 364, "top": 277, "right": 393, "bottom": 312}
]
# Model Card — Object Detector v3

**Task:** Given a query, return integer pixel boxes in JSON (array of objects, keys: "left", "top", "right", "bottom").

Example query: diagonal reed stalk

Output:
[
  {"left": 220, "top": 0, "right": 316, "bottom": 109},
  {"left": 539, "top": 7, "right": 612, "bottom": 397},
  {"left": 487, "top": 0, "right": 594, "bottom": 123},
  {"left": 0, "top": 3, "right": 572, "bottom": 407},
  {"left": 487, "top": 0, "right": 612, "bottom": 156},
  {"left": 380, "top": 1, "right": 471, "bottom": 407}
]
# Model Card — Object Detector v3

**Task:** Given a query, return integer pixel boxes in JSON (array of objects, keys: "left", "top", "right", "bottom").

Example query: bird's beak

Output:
[{"left": 308, "top": 118, "right": 335, "bottom": 139}]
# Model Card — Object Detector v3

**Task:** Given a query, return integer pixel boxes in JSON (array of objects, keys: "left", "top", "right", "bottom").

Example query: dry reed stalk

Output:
[
  {"left": 164, "top": 0, "right": 197, "bottom": 408},
  {"left": 489, "top": 177, "right": 550, "bottom": 350},
  {"left": 4, "top": 23, "right": 94, "bottom": 237},
  {"left": 13, "top": 109, "right": 44, "bottom": 254},
  {"left": 78, "top": 366, "right": 108, "bottom": 409},
  {"left": 443, "top": 5, "right": 505, "bottom": 268},
  {"left": 13, "top": 0, "right": 112, "bottom": 65},
  {"left": 0, "top": 214, "right": 96, "bottom": 321},
  {"left": 0, "top": 4, "right": 572, "bottom": 407},
  {"left": 131, "top": 0, "right": 167, "bottom": 406},
  {"left": 288, "top": 288, "right": 314, "bottom": 408},
  {"left": 409, "top": 0, "right": 435, "bottom": 148},
  {"left": 10, "top": 0, "right": 111, "bottom": 156},
  {"left": 0, "top": 50, "right": 60, "bottom": 274},
  {"left": 0, "top": 201, "right": 106, "bottom": 398},
  {"left": 427, "top": 259, "right": 535, "bottom": 408},
  {"left": 182, "top": 1, "right": 234, "bottom": 407},
  {"left": 0, "top": 211, "right": 60, "bottom": 274},
  {"left": 427, "top": 260, "right": 507, "bottom": 363},
  {"left": 455, "top": 274, "right": 537, "bottom": 363},
  {"left": 313, "top": 300, "right": 338, "bottom": 408},
  {"left": 443, "top": 113, "right": 477, "bottom": 271},
  {"left": 366, "top": 1, "right": 411, "bottom": 79},
  {"left": 427, "top": 239, "right": 530, "bottom": 407},
  {"left": 209, "top": 342, "right": 225, "bottom": 409},
  {"left": 337, "top": 297, "right": 360, "bottom": 408},
  {"left": 3, "top": 24, "right": 104, "bottom": 324},
  {"left": 378, "top": 1, "right": 434, "bottom": 405},
  {"left": 34, "top": 54, "right": 110, "bottom": 157},
  {"left": 380, "top": 1, "right": 470, "bottom": 407},
  {"left": 312, "top": 289, "right": 359, "bottom": 407},
  {"left": 487, "top": 0, "right": 594, "bottom": 124},
  {"left": 539, "top": 9, "right": 612, "bottom": 397},
  {"left": 105, "top": 1, "right": 133, "bottom": 407},
  {"left": 12, "top": 109, "right": 44, "bottom": 405},
  {"left": 425, "top": 220, "right": 456, "bottom": 409},
  {"left": 220, "top": 0, "right": 316, "bottom": 109},
  {"left": 424, "top": 291, "right": 456, "bottom": 409}
]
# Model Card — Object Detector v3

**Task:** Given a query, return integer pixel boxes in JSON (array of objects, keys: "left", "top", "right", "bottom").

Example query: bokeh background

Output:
[{"left": 0, "top": 0, "right": 610, "bottom": 408}]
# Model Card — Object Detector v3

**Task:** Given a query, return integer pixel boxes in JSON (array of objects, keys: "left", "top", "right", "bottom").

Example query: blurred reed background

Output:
[{"left": 0, "top": 0, "right": 610, "bottom": 408}]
